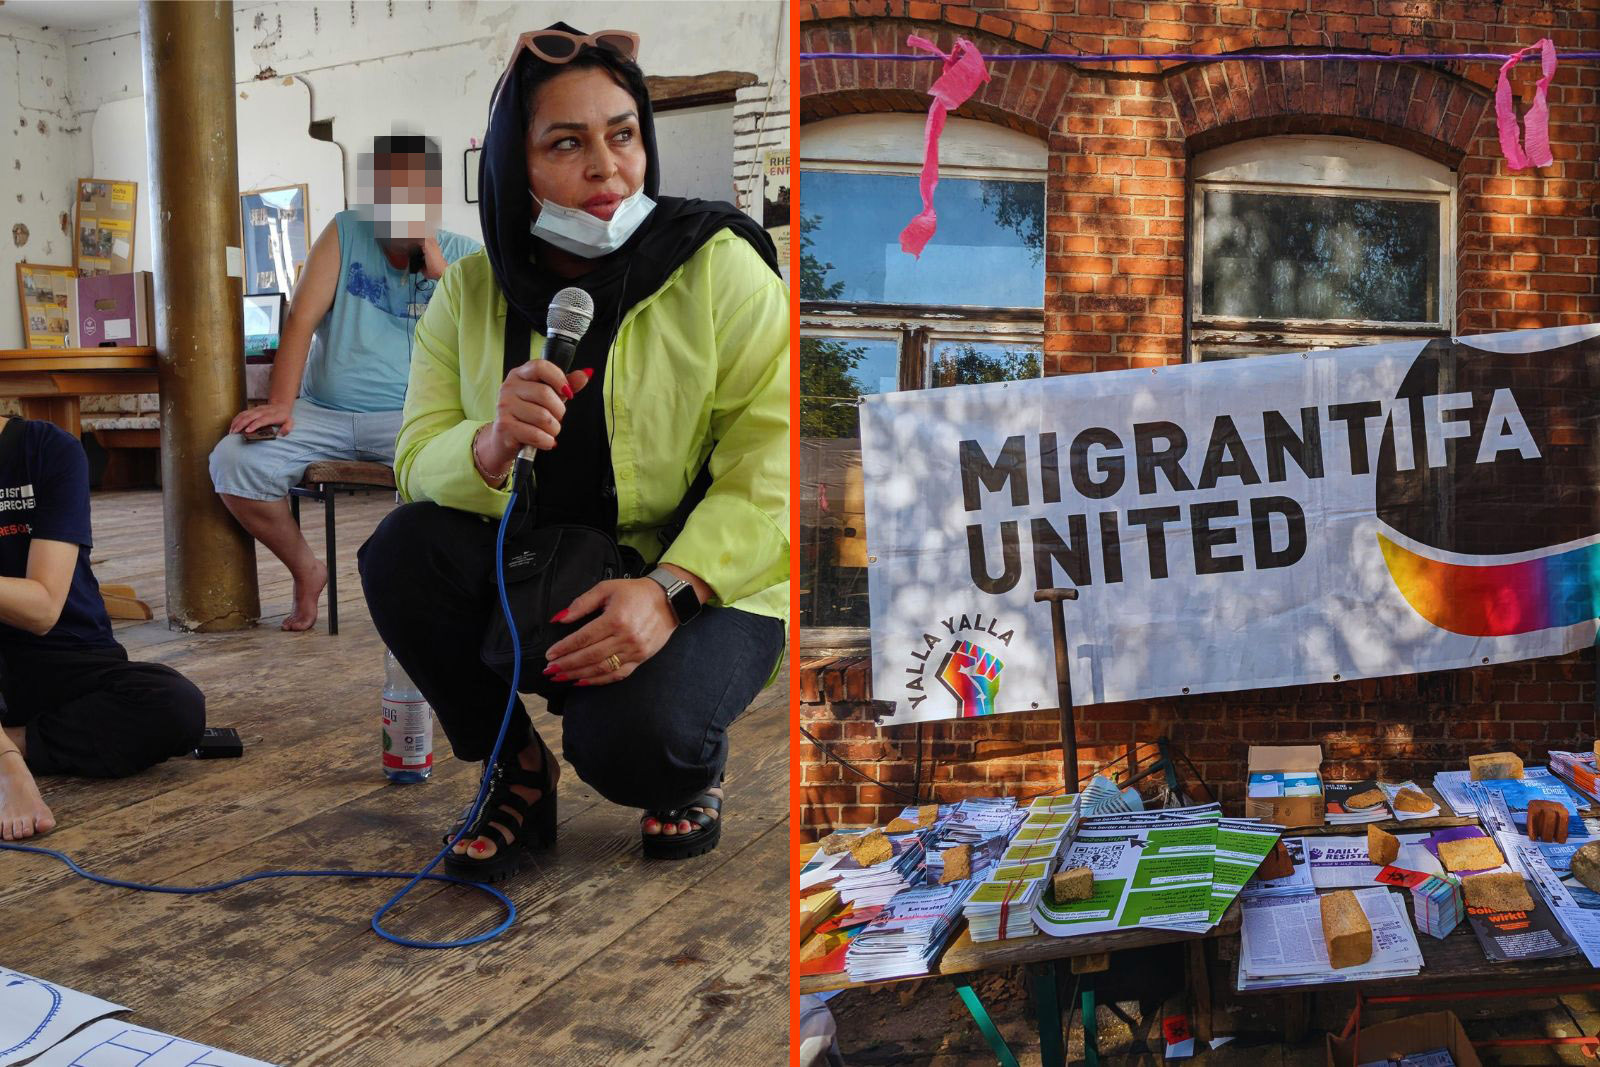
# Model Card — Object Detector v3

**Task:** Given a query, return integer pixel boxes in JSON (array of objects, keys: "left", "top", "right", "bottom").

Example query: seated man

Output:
[
  {"left": 210, "top": 134, "right": 479, "bottom": 630},
  {"left": 0, "top": 416, "right": 205, "bottom": 841}
]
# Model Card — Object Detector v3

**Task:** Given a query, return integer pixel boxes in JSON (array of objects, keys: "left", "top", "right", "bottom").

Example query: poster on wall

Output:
[
  {"left": 861, "top": 324, "right": 1600, "bottom": 725},
  {"left": 74, "top": 178, "right": 137, "bottom": 277},
  {"left": 241, "top": 183, "right": 310, "bottom": 297},
  {"left": 16, "top": 263, "right": 78, "bottom": 348},
  {"left": 760, "top": 148, "right": 790, "bottom": 285}
]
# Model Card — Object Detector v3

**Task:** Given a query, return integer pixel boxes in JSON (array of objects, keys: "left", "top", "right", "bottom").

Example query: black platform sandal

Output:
[
  {"left": 442, "top": 739, "right": 557, "bottom": 884},
  {"left": 641, "top": 781, "right": 722, "bottom": 861}
]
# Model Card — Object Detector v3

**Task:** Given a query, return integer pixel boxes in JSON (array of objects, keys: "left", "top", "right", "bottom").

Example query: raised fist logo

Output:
[{"left": 936, "top": 639, "right": 1003, "bottom": 717}]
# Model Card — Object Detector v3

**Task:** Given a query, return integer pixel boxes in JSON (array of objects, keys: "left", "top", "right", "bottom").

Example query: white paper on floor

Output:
[
  {"left": 21, "top": 1018, "right": 279, "bottom": 1067},
  {"left": 0, "top": 967, "right": 125, "bottom": 1067}
]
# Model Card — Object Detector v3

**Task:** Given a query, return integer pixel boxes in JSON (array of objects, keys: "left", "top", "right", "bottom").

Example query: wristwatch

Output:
[{"left": 646, "top": 566, "right": 702, "bottom": 626}]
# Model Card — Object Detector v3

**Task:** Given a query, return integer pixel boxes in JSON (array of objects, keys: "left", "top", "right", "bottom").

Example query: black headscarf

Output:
[{"left": 478, "top": 23, "right": 780, "bottom": 528}]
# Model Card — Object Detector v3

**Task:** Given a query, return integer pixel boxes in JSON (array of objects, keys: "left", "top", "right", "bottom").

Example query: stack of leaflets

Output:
[
  {"left": 962, "top": 795, "right": 1080, "bottom": 942},
  {"left": 1248, "top": 770, "right": 1322, "bottom": 799},
  {"left": 933, "top": 796, "right": 1024, "bottom": 847},
  {"left": 1375, "top": 868, "right": 1464, "bottom": 939},
  {"left": 1238, "top": 887, "right": 1423, "bottom": 990},
  {"left": 845, "top": 882, "right": 973, "bottom": 982},
  {"left": 1323, "top": 780, "right": 1391, "bottom": 825},
  {"left": 802, "top": 829, "right": 931, "bottom": 910},
  {"left": 1547, "top": 751, "right": 1600, "bottom": 807},
  {"left": 1079, "top": 774, "right": 1141, "bottom": 816},
  {"left": 1031, "top": 805, "right": 1281, "bottom": 938}
]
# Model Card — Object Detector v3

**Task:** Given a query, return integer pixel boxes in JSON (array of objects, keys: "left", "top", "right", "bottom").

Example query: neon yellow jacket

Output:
[{"left": 396, "top": 229, "right": 789, "bottom": 623}]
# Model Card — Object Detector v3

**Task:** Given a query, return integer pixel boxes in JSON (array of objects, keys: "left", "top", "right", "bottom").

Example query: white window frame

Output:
[
  {"left": 800, "top": 114, "right": 1048, "bottom": 649},
  {"left": 1188, "top": 136, "right": 1456, "bottom": 362}
]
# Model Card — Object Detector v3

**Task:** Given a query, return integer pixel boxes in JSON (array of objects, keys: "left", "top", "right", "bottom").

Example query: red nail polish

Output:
[
  {"left": 470, "top": 841, "right": 487, "bottom": 853},
  {"left": 559, "top": 384, "right": 573, "bottom": 401},
  {"left": 578, "top": 367, "right": 595, "bottom": 378},
  {"left": 576, "top": 679, "right": 590, "bottom": 687},
  {"left": 551, "top": 609, "right": 568, "bottom": 623},
  {"left": 552, "top": 672, "right": 567, "bottom": 683},
  {"left": 542, "top": 664, "right": 558, "bottom": 676}
]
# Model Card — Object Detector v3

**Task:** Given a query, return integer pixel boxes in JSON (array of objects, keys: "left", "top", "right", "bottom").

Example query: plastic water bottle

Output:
[{"left": 382, "top": 650, "right": 432, "bottom": 782}]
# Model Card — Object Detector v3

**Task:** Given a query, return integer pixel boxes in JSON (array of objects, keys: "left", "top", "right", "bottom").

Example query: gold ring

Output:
[{"left": 605, "top": 653, "right": 622, "bottom": 672}]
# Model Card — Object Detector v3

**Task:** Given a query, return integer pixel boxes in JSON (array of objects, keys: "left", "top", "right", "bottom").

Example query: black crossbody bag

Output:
[{"left": 479, "top": 312, "right": 710, "bottom": 697}]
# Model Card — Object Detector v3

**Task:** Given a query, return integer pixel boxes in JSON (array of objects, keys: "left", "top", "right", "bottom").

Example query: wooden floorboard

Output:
[{"left": 4, "top": 488, "right": 791, "bottom": 1065}]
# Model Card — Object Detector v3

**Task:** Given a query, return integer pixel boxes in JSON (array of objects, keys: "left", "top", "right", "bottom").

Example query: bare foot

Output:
[
  {"left": 281, "top": 559, "right": 327, "bottom": 632},
  {"left": 0, "top": 750, "right": 55, "bottom": 841},
  {"left": 453, "top": 739, "right": 559, "bottom": 860},
  {"left": 641, "top": 786, "right": 722, "bottom": 837}
]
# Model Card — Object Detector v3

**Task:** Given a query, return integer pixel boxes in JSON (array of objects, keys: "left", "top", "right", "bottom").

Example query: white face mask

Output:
[{"left": 529, "top": 186, "right": 655, "bottom": 258}]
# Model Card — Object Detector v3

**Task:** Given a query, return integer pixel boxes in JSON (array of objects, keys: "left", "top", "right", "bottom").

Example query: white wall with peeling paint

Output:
[
  {"left": 66, "top": 0, "right": 789, "bottom": 238},
  {"left": 0, "top": 14, "right": 84, "bottom": 350}
]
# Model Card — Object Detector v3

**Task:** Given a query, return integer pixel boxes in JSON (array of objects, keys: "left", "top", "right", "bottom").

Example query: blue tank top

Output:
[{"left": 300, "top": 209, "right": 479, "bottom": 412}]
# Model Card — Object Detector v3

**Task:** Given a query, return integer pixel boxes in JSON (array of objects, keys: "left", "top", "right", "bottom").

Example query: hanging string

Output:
[{"left": 800, "top": 49, "right": 1600, "bottom": 63}]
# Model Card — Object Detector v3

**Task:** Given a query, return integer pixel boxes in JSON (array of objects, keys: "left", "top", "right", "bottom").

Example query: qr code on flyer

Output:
[{"left": 1065, "top": 840, "right": 1127, "bottom": 876}]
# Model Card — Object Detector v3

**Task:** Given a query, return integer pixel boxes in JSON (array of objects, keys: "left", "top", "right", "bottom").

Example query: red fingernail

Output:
[
  {"left": 578, "top": 367, "right": 595, "bottom": 377},
  {"left": 470, "top": 841, "right": 487, "bottom": 853},
  {"left": 542, "top": 664, "right": 559, "bottom": 676},
  {"left": 552, "top": 672, "right": 567, "bottom": 683},
  {"left": 576, "top": 679, "right": 591, "bottom": 687},
  {"left": 559, "top": 384, "right": 573, "bottom": 401},
  {"left": 551, "top": 610, "right": 568, "bottom": 623}
]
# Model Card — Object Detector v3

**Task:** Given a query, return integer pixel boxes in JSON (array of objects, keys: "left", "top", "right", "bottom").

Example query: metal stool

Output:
[{"left": 287, "top": 460, "right": 395, "bottom": 635}]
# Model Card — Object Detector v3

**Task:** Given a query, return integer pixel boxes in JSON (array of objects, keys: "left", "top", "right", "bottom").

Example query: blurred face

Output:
[
  {"left": 524, "top": 67, "right": 646, "bottom": 221},
  {"left": 357, "top": 148, "right": 442, "bottom": 241}
]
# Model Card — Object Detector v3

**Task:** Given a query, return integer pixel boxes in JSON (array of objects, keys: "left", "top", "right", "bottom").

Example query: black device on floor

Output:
[{"left": 193, "top": 727, "right": 243, "bottom": 759}]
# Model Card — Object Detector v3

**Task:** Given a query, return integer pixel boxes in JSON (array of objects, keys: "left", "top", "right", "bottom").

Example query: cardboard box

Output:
[
  {"left": 1325, "top": 1010, "right": 1481, "bottom": 1067},
  {"left": 1245, "top": 745, "right": 1325, "bottom": 829},
  {"left": 77, "top": 271, "right": 153, "bottom": 347}
]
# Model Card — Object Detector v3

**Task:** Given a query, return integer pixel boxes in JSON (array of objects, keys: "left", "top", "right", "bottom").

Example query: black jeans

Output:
[
  {"left": 358, "top": 501, "right": 785, "bottom": 811},
  {"left": 0, "top": 643, "right": 206, "bottom": 778}
]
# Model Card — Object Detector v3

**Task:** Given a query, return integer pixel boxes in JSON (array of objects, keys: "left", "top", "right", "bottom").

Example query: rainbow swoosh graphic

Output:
[{"left": 1379, "top": 533, "right": 1600, "bottom": 637}]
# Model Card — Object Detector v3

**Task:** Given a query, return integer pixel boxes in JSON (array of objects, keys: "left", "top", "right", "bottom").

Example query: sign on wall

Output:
[{"left": 862, "top": 325, "right": 1600, "bottom": 725}]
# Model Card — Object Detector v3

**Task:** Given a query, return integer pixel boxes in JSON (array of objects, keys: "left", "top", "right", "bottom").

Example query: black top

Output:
[{"left": 0, "top": 418, "right": 115, "bottom": 653}]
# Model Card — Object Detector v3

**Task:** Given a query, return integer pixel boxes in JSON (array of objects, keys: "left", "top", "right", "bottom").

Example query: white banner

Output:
[{"left": 861, "top": 324, "right": 1600, "bottom": 724}]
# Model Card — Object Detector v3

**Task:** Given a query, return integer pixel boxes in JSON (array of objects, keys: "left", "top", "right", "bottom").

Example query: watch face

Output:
[{"left": 670, "top": 584, "right": 700, "bottom": 623}]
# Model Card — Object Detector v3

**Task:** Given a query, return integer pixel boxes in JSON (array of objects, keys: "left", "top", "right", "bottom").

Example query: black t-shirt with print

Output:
[{"left": 0, "top": 418, "right": 116, "bottom": 653}]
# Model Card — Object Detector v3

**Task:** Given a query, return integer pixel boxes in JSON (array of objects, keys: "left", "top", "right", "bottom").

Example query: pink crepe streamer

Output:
[
  {"left": 1495, "top": 39, "right": 1556, "bottom": 171},
  {"left": 899, "top": 36, "right": 990, "bottom": 258}
]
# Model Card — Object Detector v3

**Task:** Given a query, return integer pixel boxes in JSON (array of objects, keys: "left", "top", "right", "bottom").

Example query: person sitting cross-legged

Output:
[{"left": 0, "top": 416, "right": 206, "bottom": 841}]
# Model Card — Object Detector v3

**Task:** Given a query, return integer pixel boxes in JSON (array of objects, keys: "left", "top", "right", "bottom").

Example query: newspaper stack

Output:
[
  {"left": 845, "top": 882, "right": 973, "bottom": 982},
  {"left": 932, "top": 796, "right": 1023, "bottom": 847},
  {"left": 1238, "top": 887, "right": 1423, "bottom": 990},
  {"left": 1548, "top": 750, "right": 1600, "bottom": 806},
  {"left": 962, "top": 796, "right": 1080, "bottom": 942}
]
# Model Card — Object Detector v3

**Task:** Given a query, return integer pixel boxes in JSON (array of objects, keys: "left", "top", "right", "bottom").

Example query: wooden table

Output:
[
  {"left": 802, "top": 854, "right": 1241, "bottom": 1067},
  {"left": 0, "top": 347, "right": 158, "bottom": 436}
]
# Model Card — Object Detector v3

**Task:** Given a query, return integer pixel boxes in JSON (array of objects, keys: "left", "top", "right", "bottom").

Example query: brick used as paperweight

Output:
[
  {"left": 1320, "top": 890, "right": 1373, "bottom": 969},
  {"left": 1469, "top": 751, "right": 1525, "bottom": 781},
  {"left": 1052, "top": 866, "right": 1094, "bottom": 903},
  {"left": 1367, "top": 824, "right": 1399, "bottom": 866}
]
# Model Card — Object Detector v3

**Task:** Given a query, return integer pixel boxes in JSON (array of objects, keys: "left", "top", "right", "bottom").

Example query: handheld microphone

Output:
[{"left": 517, "top": 286, "right": 594, "bottom": 468}]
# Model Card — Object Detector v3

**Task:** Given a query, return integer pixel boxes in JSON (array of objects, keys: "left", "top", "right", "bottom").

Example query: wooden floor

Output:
[{"left": 1, "top": 488, "right": 789, "bottom": 1065}]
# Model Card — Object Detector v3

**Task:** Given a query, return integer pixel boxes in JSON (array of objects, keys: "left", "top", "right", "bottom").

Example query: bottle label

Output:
[{"left": 382, "top": 697, "right": 433, "bottom": 770}]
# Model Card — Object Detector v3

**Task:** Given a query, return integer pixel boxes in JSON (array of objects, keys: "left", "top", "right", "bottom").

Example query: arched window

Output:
[
  {"left": 800, "top": 113, "right": 1048, "bottom": 641},
  {"left": 1189, "top": 136, "right": 1455, "bottom": 361}
]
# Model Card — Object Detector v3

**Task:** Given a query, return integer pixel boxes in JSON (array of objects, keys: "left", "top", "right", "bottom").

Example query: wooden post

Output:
[
  {"left": 140, "top": 1, "right": 260, "bottom": 630},
  {"left": 1035, "top": 587, "right": 1081, "bottom": 791}
]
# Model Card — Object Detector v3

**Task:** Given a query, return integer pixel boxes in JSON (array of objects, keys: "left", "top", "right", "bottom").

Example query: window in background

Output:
[
  {"left": 800, "top": 114, "right": 1047, "bottom": 645},
  {"left": 1190, "top": 137, "right": 1455, "bottom": 361}
]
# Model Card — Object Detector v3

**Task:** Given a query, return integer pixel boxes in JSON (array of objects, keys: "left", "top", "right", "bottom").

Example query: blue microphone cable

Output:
[{"left": 0, "top": 485, "right": 532, "bottom": 950}]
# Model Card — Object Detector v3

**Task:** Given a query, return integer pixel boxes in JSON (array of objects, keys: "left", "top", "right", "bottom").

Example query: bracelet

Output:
[{"left": 471, "top": 424, "right": 514, "bottom": 490}]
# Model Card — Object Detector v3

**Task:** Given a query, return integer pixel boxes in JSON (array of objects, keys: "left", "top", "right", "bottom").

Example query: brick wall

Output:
[{"left": 797, "top": 0, "right": 1600, "bottom": 838}]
